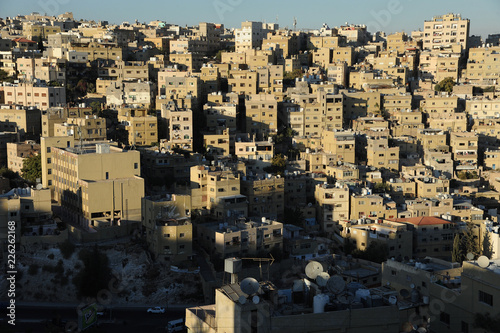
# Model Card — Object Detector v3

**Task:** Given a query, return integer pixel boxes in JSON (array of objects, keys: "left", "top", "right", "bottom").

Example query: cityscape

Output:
[{"left": 0, "top": 4, "right": 500, "bottom": 333}]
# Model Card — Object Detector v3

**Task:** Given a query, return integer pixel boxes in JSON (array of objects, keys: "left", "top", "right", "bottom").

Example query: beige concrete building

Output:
[
  {"left": 186, "top": 280, "right": 400, "bottom": 333},
  {"left": 7, "top": 141, "right": 40, "bottom": 174},
  {"left": 0, "top": 104, "right": 41, "bottom": 139},
  {"left": 235, "top": 138, "right": 274, "bottom": 175},
  {"left": 342, "top": 220, "right": 413, "bottom": 259},
  {"left": 423, "top": 13, "right": 470, "bottom": 51},
  {"left": 450, "top": 132, "right": 478, "bottom": 171},
  {"left": 321, "top": 130, "right": 356, "bottom": 164},
  {"left": 245, "top": 93, "right": 278, "bottom": 139},
  {"left": 314, "top": 183, "right": 350, "bottom": 233},
  {"left": 417, "top": 128, "right": 448, "bottom": 153},
  {"left": 117, "top": 107, "right": 158, "bottom": 147},
  {"left": 52, "top": 143, "right": 144, "bottom": 230},
  {"left": 234, "top": 21, "right": 266, "bottom": 53},
  {"left": 228, "top": 69, "right": 258, "bottom": 95},
  {"left": 382, "top": 258, "right": 500, "bottom": 333},
  {"left": 388, "top": 216, "right": 456, "bottom": 259},
  {"left": 160, "top": 102, "right": 193, "bottom": 151},
  {"left": 3, "top": 83, "right": 66, "bottom": 110},
  {"left": 197, "top": 218, "right": 283, "bottom": 259},
  {"left": 464, "top": 46, "right": 500, "bottom": 85},
  {"left": 40, "top": 136, "right": 75, "bottom": 196},
  {"left": 419, "top": 51, "right": 461, "bottom": 83},
  {"left": 367, "top": 136, "right": 400, "bottom": 171},
  {"left": 157, "top": 72, "right": 201, "bottom": 110},
  {"left": 53, "top": 116, "right": 106, "bottom": 141},
  {"left": 241, "top": 175, "right": 284, "bottom": 220},
  {"left": 190, "top": 165, "right": 247, "bottom": 220},
  {"left": 142, "top": 194, "right": 193, "bottom": 263}
]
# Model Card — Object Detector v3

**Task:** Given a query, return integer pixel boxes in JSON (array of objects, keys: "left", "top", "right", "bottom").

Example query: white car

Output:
[{"left": 147, "top": 306, "right": 165, "bottom": 314}]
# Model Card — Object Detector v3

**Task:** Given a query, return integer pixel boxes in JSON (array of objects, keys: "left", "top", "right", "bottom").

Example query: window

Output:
[
  {"left": 479, "top": 290, "right": 493, "bottom": 306},
  {"left": 164, "top": 234, "right": 170, "bottom": 238},
  {"left": 461, "top": 321, "right": 469, "bottom": 333},
  {"left": 440, "top": 312, "right": 450, "bottom": 325},
  {"left": 134, "top": 163, "right": 138, "bottom": 169},
  {"left": 179, "top": 233, "right": 185, "bottom": 238},
  {"left": 105, "top": 172, "right": 109, "bottom": 179}
]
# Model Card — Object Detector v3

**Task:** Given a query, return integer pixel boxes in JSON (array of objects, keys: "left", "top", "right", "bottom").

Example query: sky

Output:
[{"left": 1, "top": 0, "right": 500, "bottom": 38}]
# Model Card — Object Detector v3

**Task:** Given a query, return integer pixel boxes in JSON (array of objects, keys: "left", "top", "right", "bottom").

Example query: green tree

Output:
[
  {"left": 434, "top": 77, "right": 456, "bottom": 93},
  {"left": 90, "top": 101, "right": 102, "bottom": 115},
  {"left": 452, "top": 222, "right": 480, "bottom": 263},
  {"left": 72, "top": 247, "right": 112, "bottom": 298},
  {"left": 21, "top": 154, "right": 41, "bottom": 183},
  {"left": 351, "top": 241, "right": 389, "bottom": 264},
  {"left": 265, "top": 154, "right": 287, "bottom": 176},
  {"left": 482, "top": 230, "right": 494, "bottom": 259},
  {"left": 0, "top": 69, "right": 15, "bottom": 83},
  {"left": 452, "top": 233, "right": 463, "bottom": 263},
  {"left": 284, "top": 207, "right": 305, "bottom": 227}
]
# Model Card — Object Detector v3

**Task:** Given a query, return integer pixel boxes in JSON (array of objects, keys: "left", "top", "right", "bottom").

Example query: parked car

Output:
[
  {"left": 166, "top": 318, "right": 186, "bottom": 332},
  {"left": 147, "top": 306, "right": 165, "bottom": 314}
]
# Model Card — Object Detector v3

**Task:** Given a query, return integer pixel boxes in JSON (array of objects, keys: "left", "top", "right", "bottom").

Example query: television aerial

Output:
[{"left": 305, "top": 261, "right": 324, "bottom": 280}]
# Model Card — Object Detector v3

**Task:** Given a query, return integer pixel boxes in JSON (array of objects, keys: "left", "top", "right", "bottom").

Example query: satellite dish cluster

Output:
[{"left": 239, "top": 277, "right": 261, "bottom": 305}]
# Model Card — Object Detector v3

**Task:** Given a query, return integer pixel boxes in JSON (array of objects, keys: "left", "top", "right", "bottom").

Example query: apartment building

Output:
[
  {"left": 6, "top": 141, "right": 40, "bottom": 174},
  {"left": 419, "top": 51, "right": 461, "bottom": 83},
  {"left": 390, "top": 109, "right": 424, "bottom": 137},
  {"left": 464, "top": 46, "right": 500, "bottom": 85},
  {"left": 106, "top": 80, "right": 155, "bottom": 108},
  {"left": 321, "top": 130, "right": 356, "bottom": 164},
  {"left": 53, "top": 116, "right": 106, "bottom": 141},
  {"left": 383, "top": 258, "right": 500, "bottom": 333},
  {"left": 157, "top": 73, "right": 202, "bottom": 110},
  {"left": 140, "top": 148, "right": 202, "bottom": 193},
  {"left": 415, "top": 176, "right": 450, "bottom": 198},
  {"left": 228, "top": 69, "right": 258, "bottom": 95},
  {"left": 160, "top": 103, "right": 193, "bottom": 151},
  {"left": 197, "top": 218, "right": 283, "bottom": 259},
  {"left": 3, "top": 83, "right": 66, "bottom": 110},
  {"left": 245, "top": 93, "right": 278, "bottom": 139},
  {"left": 450, "top": 132, "right": 478, "bottom": 171},
  {"left": 422, "top": 96, "right": 467, "bottom": 132},
  {"left": 203, "top": 101, "right": 238, "bottom": 133},
  {"left": 387, "top": 216, "right": 456, "bottom": 259},
  {"left": 234, "top": 137, "right": 274, "bottom": 175},
  {"left": 0, "top": 104, "right": 41, "bottom": 140},
  {"left": 116, "top": 107, "right": 158, "bottom": 146},
  {"left": 142, "top": 194, "right": 193, "bottom": 263},
  {"left": 417, "top": 128, "right": 448, "bottom": 153},
  {"left": 240, "top": 175, "right": 284, "bottom": 220},
  {"left": 16, "top": 56, "right": 66, "bottom": 85},
  {"left": 97, "top": 60, "right": 151, "bottom": 82},
  {"left": 51, "top": 143, "right": 144, "bottom": 229},
  {"left": 314, "top": 183, "right": 350, "bottom": 233},
  {"left": 423, "top": 148, "right": 454, "bottom": 178},
  {"left": 190, "top": 165, "right": 246, "bottom": 219},
  {"left": 350, "top": 192, "right": 396, "bottom": 220},
  {"left": 234, "top": 21, "right": 265, "bottom": 53},
  {"left": 69, "top": 42, "right": 123, "bottom": 62},
  {"left": 467, "top": 97, "right": 500, "bottom": 119},
  {"left": 367, "top": 136, "right": 400, "bottom": 171},
  {"left": 423, "top": 13, "right": 470, "bottom": 51},
  {"left": 262, "top": 30, "right": 299, "bottom": 58},
  {"left": 342, "top": 220, "right": 413, "bottom": 259},
  {"left": 169, "top": 52, "right": 204, "bottom": 72},
  {"left": 204, "top": 130, "right": 232, "bottom": 157}
]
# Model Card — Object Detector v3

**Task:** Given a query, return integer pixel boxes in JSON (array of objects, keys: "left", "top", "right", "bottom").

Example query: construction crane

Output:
[{"left": 241, "top": 254, "right": 275, "bottom": 281}]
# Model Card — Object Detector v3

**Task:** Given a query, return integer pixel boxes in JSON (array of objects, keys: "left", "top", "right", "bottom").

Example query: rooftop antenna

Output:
[
  {"left": 241, "top": 254, "right": 275, "bottom": 281},
  {"left": 293, "top": 17, "right": 297, "bottom": 31}
]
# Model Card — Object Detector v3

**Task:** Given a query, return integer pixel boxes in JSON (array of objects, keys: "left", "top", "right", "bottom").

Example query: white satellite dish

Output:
[
  {"left": 238, "top": 296, "right": 247, "bottom": 305},
  {"left": 252, "top": 295, "right": 260, "bottom": 304},
  {"left": 410, "top": 283, "right": 415, "bottom": 289},
  {"left": 466, "top": 252, "right": 474, "bottom": 261},
  {"left": 292, "top": 279, "right": 312, "bottom": 292},
  {"left": 240, "top": 277, "right": 260, "bottom": 295},
  {"left": 326, "top": 276, "right": 345, "bottom": 294},
  {"left": 477, "top": 256, "right": 490, "bottom": 268},
  {"left": 305, "top": 261, "right": 324, "bottom": 280},
  {"left": 316, "top": 272, "right": 330, "bottom": 287},
  {"left": 388, "top": 295, "right": 397, "bottom": 305},
  {"left": 36, "top": 184, "right": 43, "bottom": 190}
]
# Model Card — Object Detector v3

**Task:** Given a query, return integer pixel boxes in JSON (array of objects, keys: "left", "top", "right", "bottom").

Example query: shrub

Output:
[{"left": 58, "top": 240, "right": 76, "bottom": 259}]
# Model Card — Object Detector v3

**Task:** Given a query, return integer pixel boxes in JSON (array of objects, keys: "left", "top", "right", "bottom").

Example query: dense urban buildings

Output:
[{"left": 0, "top": 8, "right": 499, "bottom": 333}]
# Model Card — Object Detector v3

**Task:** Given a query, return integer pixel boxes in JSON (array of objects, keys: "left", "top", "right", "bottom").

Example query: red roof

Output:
[
  {"left": 12, "top": 38, "right": 36, "bottom": 44},
  {"left": 388, "top": 216, "right": 453, "bottom": 226}
]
